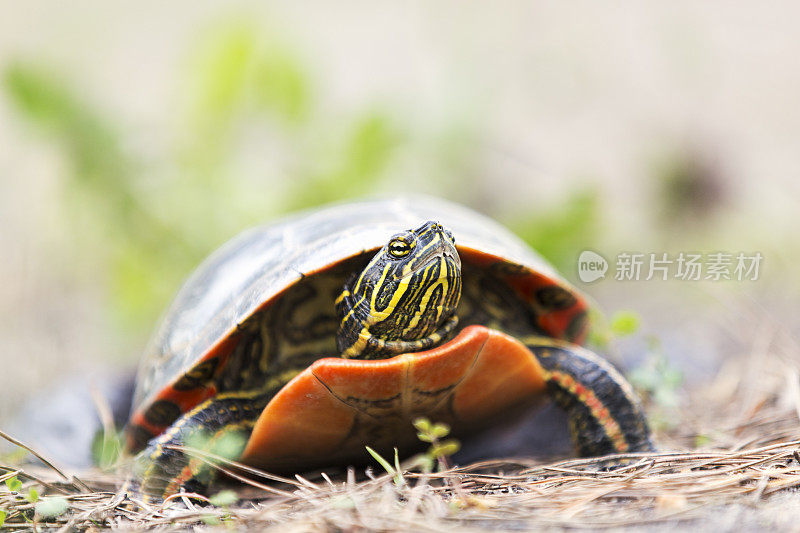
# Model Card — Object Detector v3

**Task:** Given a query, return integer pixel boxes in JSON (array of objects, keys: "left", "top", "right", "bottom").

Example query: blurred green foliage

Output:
[
  {"left": 509, "top": 188, "right": 600, "bottom": 272},
  {"left": 609, "top": 310, "right": 641, "bottom": 337},
  {"left": 285, "top": 112, "right": 401, "bottom": 212},
  {"left": 588, "top": 308, "right": 641, "bottom": 349},
  {"left": 180, "top": 21, "right": 310, "bottom": 173},
  {"left": 628, "top": 338, "right": 684, "bottom": 431},
  {"left": 2, "top": 18, "right": 600, "bottom": 336},
  {"left": 1, "top": 21, "right": 414, "bottom": 333},
  {"left": 90, "top": 426, "right": 123, "bottom": 470},
  {"left": 4, "top": 61, "right": 202, "bottom": 330}
]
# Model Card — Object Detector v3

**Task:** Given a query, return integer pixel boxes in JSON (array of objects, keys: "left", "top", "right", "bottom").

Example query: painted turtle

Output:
[{"left": 126, "top": 197, "right": 653, "bottom": 499}]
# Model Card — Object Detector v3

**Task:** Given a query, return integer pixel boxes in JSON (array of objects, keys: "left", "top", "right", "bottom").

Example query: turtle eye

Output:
[{"left": 388, "top": 238, "right": 413, "bottom": 258}]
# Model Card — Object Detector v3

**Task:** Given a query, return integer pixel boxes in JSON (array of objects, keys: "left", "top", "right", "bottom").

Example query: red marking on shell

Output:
[
  {"left": 460, "top": 249, "right": 589, "bottom": 343},
  {"left": 124, "top": 335, "right": 235, "bottom": 452}
]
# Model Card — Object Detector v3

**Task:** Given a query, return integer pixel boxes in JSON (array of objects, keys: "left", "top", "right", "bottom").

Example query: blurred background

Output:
[{"left": 1, "top": 2, "right": 798, "bottom": 449}]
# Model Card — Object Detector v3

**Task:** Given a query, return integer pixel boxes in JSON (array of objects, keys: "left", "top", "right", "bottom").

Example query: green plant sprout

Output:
[
  {"left": 609, "top": 310, "right": 641, "bottom": 337},
  {"left": 365, "top": 446, "right": 405, "bottom": 488},
  {"left": 5, "top": 476, "right": 22, "bottom": 493},
  {"left": 364, "top": 418, "right": 462, "bottom": 485},
  {"left": 587, "top": 308, "right": 684, "bottom": 431},
  {"left": 628, "top": 344, "right": 683, "bottom": 409},
  {"left": 90, "top": 426, "right": 124, "bottom": 469},
  {"left": 412, "top": 417, "right": 461, "bottom": 473},
  {"left": 202, "top": 489, "right": 238, "bottom": 524},
  {"left": 588, "top": 308, "right": 642, "bottom": 348},
  {"left": 1, "top": 475, "right": 70, "bottom": 522},
  {"left": 628, "top": 336, "right": 684, "bottom": 431}
]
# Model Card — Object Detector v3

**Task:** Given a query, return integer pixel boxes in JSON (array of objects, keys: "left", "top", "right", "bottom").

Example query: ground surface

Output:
[{"left": 2, "top": 307, "right": 799, "bottom": 531}]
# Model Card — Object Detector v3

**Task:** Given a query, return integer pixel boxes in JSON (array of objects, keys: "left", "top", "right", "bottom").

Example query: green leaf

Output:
[
  {"left": 2, "top": 62, "right": 129, "bottom": 193},
  {"left": 586, "top": 308, "right": 612, "bottom": 348},
  {"left": 413, "top": 418, "right": 431, "bottom": 433},
  {"left": 27, "top": 487, "right": 39, "bottom": 503},
  {"left": 430, "top": 423, "right": 450, "bottom": 439},
  {"left": 35, "top": 497, "right": 69, "bottom": 519},
  {"left": 430, "top": 439, "right": 461, "bottom": 458},
  {"left": 6, "top": 476, "right": 22, "bottom": 492},
  {"left": 91, "top": 428, "right": 123, "bottom": 469},
  {"left": 365, "top": 446, "right": 395, "bottom": 476},
  {"left": 285, "top": 111, "right": 400, "bottom": 212},
  {"left": 0, "top": 510, "right": 6, "bottom": 527},
  {"left": 416, "top": 432, "right": 433, "bottom": 443},
  {"left": 366, "top": 446, "right": 405, "bottom": 487},
  {"left": 610, "top": 310, "right": 641, "bottom": 337},
  {"left": 209, "top": 489, "right": 238, "bottom": 507},
  {"left": 3, "top": 62, "right": 82, "bottom": 130},
  {"left": 394, "top": 448, "right": 402, "bottom": 477}
]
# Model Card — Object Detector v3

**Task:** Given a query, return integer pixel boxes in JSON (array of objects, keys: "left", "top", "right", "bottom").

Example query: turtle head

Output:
[{"left": 336, "top": 220, "right": 462, "bottom": 359}]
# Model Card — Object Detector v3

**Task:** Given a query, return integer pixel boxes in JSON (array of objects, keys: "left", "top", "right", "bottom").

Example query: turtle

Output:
[{"left": 125, "top": 196, "right": 653, "bottom": 500}]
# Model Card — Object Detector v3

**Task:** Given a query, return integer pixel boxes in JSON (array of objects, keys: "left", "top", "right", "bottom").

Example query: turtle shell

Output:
[{"left": 128, "top": 196, "right": 589, "bottom": 452}]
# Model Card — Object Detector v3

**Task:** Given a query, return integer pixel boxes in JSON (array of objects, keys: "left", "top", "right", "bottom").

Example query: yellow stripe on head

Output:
[{"left": 336, "top": 221, "right": 461, "bottom": 359}]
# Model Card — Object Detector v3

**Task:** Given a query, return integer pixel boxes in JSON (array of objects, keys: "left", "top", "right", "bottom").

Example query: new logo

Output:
[{"left": 577, "top": 250, "right": 608, "bottom": 283}]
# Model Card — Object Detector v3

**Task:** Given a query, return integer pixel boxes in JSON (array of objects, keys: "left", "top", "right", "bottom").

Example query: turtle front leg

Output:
[
  {"left": 522, "top": 336, "right": 654, "bottom": 455},
  {"left": 131, "top": 392, "right": 268, "bottom": 501}
]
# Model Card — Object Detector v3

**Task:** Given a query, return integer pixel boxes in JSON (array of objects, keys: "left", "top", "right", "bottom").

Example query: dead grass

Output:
[{"left": 2, "top": 320, "right": 799, "bottom": 531}]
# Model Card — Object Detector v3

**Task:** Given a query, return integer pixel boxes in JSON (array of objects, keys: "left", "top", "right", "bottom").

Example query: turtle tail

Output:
[{"left": 522, "top": 336, "right": 654, "bottom": 456}]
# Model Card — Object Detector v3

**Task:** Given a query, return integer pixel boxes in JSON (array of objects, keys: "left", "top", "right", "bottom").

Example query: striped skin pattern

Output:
[
  {"left": 133, "top": 396, "right": 257, "bottom": 499},
  {"left": 336, "top": 221, "right": 462, "bottom": 360},
  {"left": 131, "top": 369, "right": 300, "bottom": 501},
  {"left": 521, "top": 337, "right": 653, "bottom": 455}
]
